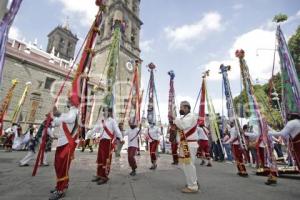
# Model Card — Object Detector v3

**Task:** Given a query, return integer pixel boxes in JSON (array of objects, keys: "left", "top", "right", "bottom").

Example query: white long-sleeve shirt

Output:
[
  {"left": 270, "top": 119, "right": 300, "bottom": 139},
  {"left": 85, "top": 129, "right": 96, "bottom": 140},
  {"left": 124, "top": 128, "right": 140, "bottom": 148},
  {"left": 244, "top": 131, "right": 265, "bottom": 148},
  {"left": 12, "top": 125, "right": 22, "bottom": 150},
  {"left": 174, "top": 113, "right": 198, "bottom": 147},
  {"left": 52, "top": 106, "right": 78, "bottom": 147},
  {"left": 91, "top": 117, "right": 123, "bottom": 141},
  {"left": 226, "top": 127, "right": 239, "bottom": 145},
  {"left": 145, "top": 125, "right": 161, "bottom": 142},
  {"left": 197, "top": 127, "right": 209, "bottom": 141}
]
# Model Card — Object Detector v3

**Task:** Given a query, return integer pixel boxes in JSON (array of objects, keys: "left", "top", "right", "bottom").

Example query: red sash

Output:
[
  {"left": 102, "top": 120, "right": 115, "bottom": 140},
  {"left": 101, "top": 120, "right": 116, "bottom": 152},
  {"left": 202, "top": 127, "right": 209, "bottom": 137},
  {"left": 232, "top": 137, "right": 239, "bottom": 143},
  {"left": 62, "top": 122, "right": 77, "bottom": 150},
  {"left": 130, "top": 129, "right": 141, "bottom": 142},
  {"left": 181, "top": 125, "right": 197, "bottom": 140},
  {"left": 147, "top": 128, "right": 156, "bottom": 141}
]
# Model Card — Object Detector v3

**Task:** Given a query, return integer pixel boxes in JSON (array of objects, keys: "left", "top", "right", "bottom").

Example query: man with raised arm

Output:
[
  {"left": 174, "top": 101, "right": 199, "bottom": 193},
  {"left": 48, "top": 97, "right": 79, "bottom": 200},
  {"left": 91, "top": 107, "right": 124, "bottom": 185}
]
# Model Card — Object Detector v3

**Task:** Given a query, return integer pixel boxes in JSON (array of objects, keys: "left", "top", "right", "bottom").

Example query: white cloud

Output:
[
  {"left": 287, "top": 9, "right": 300, "bottom": 23},
  {"left": 140, "top": 39, "right": 154, "bottom": 53},
  {"left": 205, "top": 29, "right": 280, "bottom": 82},
  {"left": 232, "top": 3, "right": 243, "bottom": 11},
  {"left": 164, "top": 12, "right": 223, "bottom": 49},
  {"left": 53, "top": 0, "right": 98, "bottom": 27},
  {"left": 8, "top": 26, "right": 22, "bottom": 39}
]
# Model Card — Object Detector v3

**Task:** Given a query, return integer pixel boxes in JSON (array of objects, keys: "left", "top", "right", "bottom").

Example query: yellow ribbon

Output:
[
  {"left": 11, "top": 82, "right": 32, "bottom": 123},
  {"left": 0, "top": 79, "right": 18, "bottom": 118}
]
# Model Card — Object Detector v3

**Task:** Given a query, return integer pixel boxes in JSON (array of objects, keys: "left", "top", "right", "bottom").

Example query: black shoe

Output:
[
  {"left": 265, "top": 178, "right": 277, "bottom": 186},
  {"left": 97, "top": 179, "right": 108, "bottom": 185},
  {"left": 200, "top": 160, "right": 205, "bottom": 166},
  {"left": 206, "top": 163, "right": 212, "bottom": 167},
  {"left": 265, "top": 180, "right": 276, "bottom": 185},
  {"left": 237, "top": 172, "right": 248, "bottom": 177},
  {"left": 171, "top": 162, "right": 178, "bottom": 165},
  {"left": 49, "top": 191, "right": 65, "bottom": 200},
  {"left": 149, "top": 164, "right": 157, "bottom": 170},
  {"left": 91, "top": 176, "right": 101, "bottom": 182},
  {"left": 50, "top": 188, "right": 57, "bottom": 194},
  {"left": 130, "top": 170, "right": 136, "bottom": 176},
  {"left": 19, "top": 164, "right": 29, "bottom": 167}
]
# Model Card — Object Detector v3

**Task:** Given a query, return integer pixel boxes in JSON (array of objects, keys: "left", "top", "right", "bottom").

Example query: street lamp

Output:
[{"left": 271, "top": 91, "right": 283, "bottom": 118}]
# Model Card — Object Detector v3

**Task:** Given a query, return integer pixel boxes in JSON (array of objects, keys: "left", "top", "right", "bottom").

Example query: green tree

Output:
[
  {"left": 233, "top": 83, "right": 283, "bottom": 128},
  {"left": 288, "top": 25, "right": 300, "bottom": 78},
  {"left": 273, "top": 13, "right": 288, "bottom": 23}
]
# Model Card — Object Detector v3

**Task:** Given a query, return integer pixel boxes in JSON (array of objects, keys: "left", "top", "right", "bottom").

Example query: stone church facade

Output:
[{"left": 0, "top": 0, "right": 142, "bottom": 128}]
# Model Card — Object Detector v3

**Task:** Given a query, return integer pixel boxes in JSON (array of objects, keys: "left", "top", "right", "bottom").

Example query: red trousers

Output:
[
  {"left": 291, "top": 134, "right": 300, "bottom": 170},
  {"left": 4, "top": 135, "right": 14, "bottom": 148},
  {"left": 55, "top": 144, "right": 73, "bottom": 191},
  {"left": 171, "top": 142, "right": 178, "bottom": 163},
  {"left": 128, "top": 147, "right": 138, "bottom": 170},
  {"left": 258, "top": 147, "right": 266, "bottom": 168},
  {"left": 232, "top": 144, "right": 247, "bottom": 173},
  {"left": 150, "top": 140, "right": 159, "bottom": 163},
  {"left": 197, "top": 140, "right": 210, "bottom": 159},
  {"left": 97, "top": 139, "right": 113, "bottom": 180}
]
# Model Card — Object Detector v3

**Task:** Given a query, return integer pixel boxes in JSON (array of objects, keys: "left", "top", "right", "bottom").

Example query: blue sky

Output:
[{"left": 8, "top": 0, "right": 300, "bottom": 122}]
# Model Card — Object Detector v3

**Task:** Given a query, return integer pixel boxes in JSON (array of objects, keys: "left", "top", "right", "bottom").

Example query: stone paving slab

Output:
[{"left": 0, "top": 150, "right": 299, "bottom": 200}]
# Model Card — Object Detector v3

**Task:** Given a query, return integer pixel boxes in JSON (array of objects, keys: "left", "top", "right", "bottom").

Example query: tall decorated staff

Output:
[
  {"left": 103, "top": 17, "right": 124, "bottom": 113},
  {"left": 272, "top": 17, "right": 300, "bottom": 175},
  {"left": 220, "top": 64, "right": 247, "bottom": 150},
  {"left": 236, "top": 49, "right": 278, "bottom": 182},
  {"left": 197, "top": 71, "right": 208, "bottom": 126},
  {"left": 32, "top": 1, "right": 106, "bottom": 177},
  {"left": 203, "top": 71, "right": 224, "bottom": 153},
  {"left": 0, "top": 79, "right": 18, "bottom": 136},
  {"left": 143, "top": 63, "right": 163, "bottom": 169},
  {"left": 76, "top": 2, "right": 105, "bottom": 141},
  {"left": 167, "top": 70, "right": 179, "bottom": 164},
  {"left": 11, "top": 81, "right": 32, "bottom": 123},
  {"left": 276, "top": 26, "right": 300, "bottom": 121},
  {"left": 121, "top": 60, "right": 142, "bottom": 159},
  {"left": 168, "top": 70, "right": 177, "bottom": 122},
  {"left": 123, "top": 60, "right": 141, "bottom": 125},
  {"left": 0, "top": 0, "right": 23, "bottom": 85},
  {"left": 147, "top": 63, "right": 156, "bottom": 124}
]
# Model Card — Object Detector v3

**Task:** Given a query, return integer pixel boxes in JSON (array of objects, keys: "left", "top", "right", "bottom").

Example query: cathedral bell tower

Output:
[
  {"left": 46, "top": 22, "right": 78, "bottom": 61},
  {"left": 92, "top": 0, "right": 143, "bottom": 122}
]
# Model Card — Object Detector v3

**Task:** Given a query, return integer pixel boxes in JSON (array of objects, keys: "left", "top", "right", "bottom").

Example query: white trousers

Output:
[
  {"left": 181, "top": 146, "right": 198, "bottom": 190},
  {"left": 19, "top": 151, "right": 48, "bottom": 165}
]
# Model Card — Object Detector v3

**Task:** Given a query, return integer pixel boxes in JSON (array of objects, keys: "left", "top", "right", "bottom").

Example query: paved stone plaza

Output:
[{"left": 0, "top": 150, "right": 299, "bottom": 200}]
